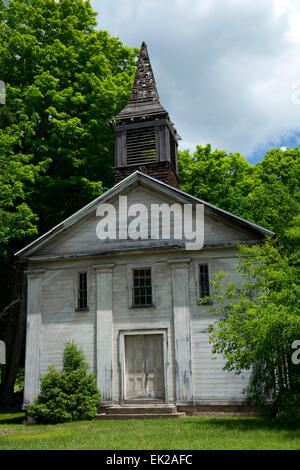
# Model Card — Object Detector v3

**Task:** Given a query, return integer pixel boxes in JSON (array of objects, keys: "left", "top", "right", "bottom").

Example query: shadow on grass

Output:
[
  {"left": 183, "top": 416, "right": 300, "bottom": 432},
  {"left": 0, "top": 410, "right": 25, "bottom": 424}
]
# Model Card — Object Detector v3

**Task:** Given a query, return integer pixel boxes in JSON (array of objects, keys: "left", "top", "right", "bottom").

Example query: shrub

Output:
[
  {"left": 277, "top": 391, "right": 300, "bottom": 424},
  {"left": 276, "top": 370, "right": 300, "bottom": 424},
  {"left": 28, "top": 341, "right": 101, "bottom": 423}
]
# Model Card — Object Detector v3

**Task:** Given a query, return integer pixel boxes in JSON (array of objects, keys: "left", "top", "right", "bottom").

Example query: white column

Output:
[
  {"left": 93, "top": 264, "right": 114, "bottom": 405},
  {"left": 168, "top": 259, "right": 193, "bottom": 403},
  {"left": 23, "top": 270, "right": 44, "bottom": 408}
]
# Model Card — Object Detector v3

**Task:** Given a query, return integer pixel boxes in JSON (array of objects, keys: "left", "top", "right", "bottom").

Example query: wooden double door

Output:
[{"left": 124, "top": 334, "right": 165, "bottom": 401}]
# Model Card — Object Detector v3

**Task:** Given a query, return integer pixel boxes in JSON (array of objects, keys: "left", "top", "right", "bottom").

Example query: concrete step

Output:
[
  {"left": 98, "top": 405, "right": 178, "bottom": 415},
  {"left": 186, "top": 411, "right": 261, "bottom": 417},
  {"left": 96, "top": 412, "right": 186, "bottom": 420}
]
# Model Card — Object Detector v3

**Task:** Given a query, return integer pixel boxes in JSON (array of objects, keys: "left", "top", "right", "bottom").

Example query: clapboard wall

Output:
[
  {"left": 22, "top": 177, "right": 263, "bottom": 407},
  {"left": 28, "top": 247, "right": 252, "bottom": 405}
]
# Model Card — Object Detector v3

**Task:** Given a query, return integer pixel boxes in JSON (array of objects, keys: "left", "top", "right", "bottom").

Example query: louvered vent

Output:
[{"left": 126, "top": 126, "right": 157, "bottom": 165}]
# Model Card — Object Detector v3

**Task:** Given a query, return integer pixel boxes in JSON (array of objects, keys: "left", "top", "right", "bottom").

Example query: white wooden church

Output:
[{"left": 17, "top": 43, "right": 274, "bottom": 417}]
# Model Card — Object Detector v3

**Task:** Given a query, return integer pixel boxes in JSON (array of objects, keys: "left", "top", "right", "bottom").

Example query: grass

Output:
[{"left": 0, "top": 411, "right": 300, "bottom": 450}]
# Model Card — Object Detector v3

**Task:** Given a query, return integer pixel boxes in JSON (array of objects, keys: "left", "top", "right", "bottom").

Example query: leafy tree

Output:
[
  {"left": 28, "top": 341, "right": 101, "bottom": 423},
  {"left": 0, "top": 0, "right": 137, "bottom": 234},
  {"left": 0, "top": 0, "right": 137, "bottom": 407},
  {"left": 204, "top": 240, "right": 300, "bottom": 421},
  {"left": 179, "top": 142, "right": 300, "bottom": 423},
  {"left": 178, "top": 146, "right": 300, "bottom": 256},
  {"left": 178, "top": 144, "right": 254, "bottom": 216},
  {"left": 0, "top": 128, "right": 40, "bottom": 254}
]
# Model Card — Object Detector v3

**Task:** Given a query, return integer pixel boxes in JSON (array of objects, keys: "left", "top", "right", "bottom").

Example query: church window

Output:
[
  {"left": 78, "top": 272, "right": 88, "bottom": 310},
  {"left": 132, "top": 268, "right": 153, "bottom": 306},
  {"left": 199, "top": 264, "right": 210, "bottom": 299}
]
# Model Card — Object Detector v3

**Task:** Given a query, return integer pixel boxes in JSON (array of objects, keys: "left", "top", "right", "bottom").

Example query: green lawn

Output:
[{"left": 0, "top": 411, "right": 299, "bottom": 450}]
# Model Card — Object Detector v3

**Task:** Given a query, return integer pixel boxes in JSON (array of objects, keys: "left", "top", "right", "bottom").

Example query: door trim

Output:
[{"left": 119, "top": 329, "right": 168, "bottom": 405}]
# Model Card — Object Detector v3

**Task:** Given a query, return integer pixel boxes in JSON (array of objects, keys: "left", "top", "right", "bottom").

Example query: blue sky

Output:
[{"left": 91, "top": 0, "right": 300, "bottom": 163}]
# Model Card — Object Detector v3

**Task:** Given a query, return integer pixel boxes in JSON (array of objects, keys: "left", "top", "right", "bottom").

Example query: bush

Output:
[
  {"left": 28, "top": 341, "right": 101, "bottom": 423},
  {"left": 277, "top": 391, "right": 300, "bottom": 424}
]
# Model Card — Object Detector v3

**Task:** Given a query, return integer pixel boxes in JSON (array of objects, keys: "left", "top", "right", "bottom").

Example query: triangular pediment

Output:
[{"left": 16, "top": 172, "right": 274, "bottom": 260}]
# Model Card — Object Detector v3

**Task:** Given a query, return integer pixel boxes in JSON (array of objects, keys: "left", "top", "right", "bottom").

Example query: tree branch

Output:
[{"left": 0, "top": 297, "right": 20, "bottom": 318}]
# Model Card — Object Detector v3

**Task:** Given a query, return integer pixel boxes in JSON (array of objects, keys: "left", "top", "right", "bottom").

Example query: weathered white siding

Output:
[
  {"left": 191, "top": 317, "right": 251, "bottom": 400},
  {"left": 111, "top": 259, "right": 175, "bottom": 403},
  {"left": 35, "top": 185, "right": 256, "bottom": 257},
  {"left": 23, "top": 181, "right": 261, "bottom": 407},
  {"left": 25, "top": 248, "right": 252, "bottom": 406},
  {"left": 40, "top": 266, "right": 95, "bottom": 376},
  {"left": 188, "top": 255, "right": 252, "bottom": 400}
]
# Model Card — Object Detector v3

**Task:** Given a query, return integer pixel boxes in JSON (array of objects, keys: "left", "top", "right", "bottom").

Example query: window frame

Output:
[
  {"left": 198, "top": 264, "right": 210, "bottom": 301},
  {"left": 75, "top": 269, "right": 90, "bottom": 311},
  {"left": 193, "top": 260, "right": 213, "bottom": 306},
  {"left": 127, "top": 263, "right": 156, "bottom": 308},
  {"left": 132, "top": 268, "right": 153, "bottom": 307}
]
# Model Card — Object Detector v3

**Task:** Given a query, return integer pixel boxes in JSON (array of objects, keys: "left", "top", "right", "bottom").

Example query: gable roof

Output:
[{"left": 15, "top": 171, "right": 275, "bottom": 259}]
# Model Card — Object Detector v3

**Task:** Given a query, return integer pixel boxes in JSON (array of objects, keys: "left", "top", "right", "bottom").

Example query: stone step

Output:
[
  {"left": 185, "top": 411, "right": 261, "bottom": 417},
  {"left": 98, "top": 406, "right": 178, "bottom": 415},
  {"left": 96, "top": 412, "right": 186, "bottom": 420}
]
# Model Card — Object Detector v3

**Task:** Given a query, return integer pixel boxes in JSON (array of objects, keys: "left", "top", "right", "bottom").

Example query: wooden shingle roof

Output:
[{"left": 113, "top": 42, "right": 168, "bottom": 123}]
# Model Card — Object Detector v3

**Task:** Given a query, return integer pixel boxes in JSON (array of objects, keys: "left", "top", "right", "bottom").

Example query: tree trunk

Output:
[{"left": 0, "top": 263, "right": 27, "bottom": 408}]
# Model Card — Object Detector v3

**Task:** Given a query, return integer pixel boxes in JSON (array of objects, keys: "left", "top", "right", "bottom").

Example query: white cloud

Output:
[{"left": 91, "top": 0, "right": 300, "bottom": 161}]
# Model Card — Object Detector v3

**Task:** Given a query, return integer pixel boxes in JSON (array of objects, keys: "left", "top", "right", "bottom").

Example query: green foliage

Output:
[
  {"left": 204, "top": 240, "right": 300, "bottom": 422},
  {"left": 178, "top": 144, "right": 253, "bottom": 215},
  {"left": 180, "top": 145, "right": 300, "bottom": 422},
  {"left": 0, "top": 0, "right": 138, "bottom": 251},
  {"left": 13, "top": 367, "right": 24, "bottom": 393},
  {"left": 0, "top": 0, "right": 137, "bottom": 335},
  {"left": 179, "top": 145, "right": 300, "bottom": 256},
  {"left": 0, "top": 121, "right": 41, "bottom": 254},
  {"left": 277, "top": 390, "right": 300, "bottom": 424},
  {"left": 28, "top": 341, "right": 101, "bottom": 423}
]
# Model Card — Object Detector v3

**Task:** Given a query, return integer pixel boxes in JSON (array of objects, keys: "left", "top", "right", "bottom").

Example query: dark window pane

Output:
[
  {"left": 199, "top": 264, "right": 210, "bottom": 298},
  {"left": 78, "top": 272, "right": 88, "bottom": 309},
  {"left": 132, "top": 269, "right": 152, "bottom": 306}
]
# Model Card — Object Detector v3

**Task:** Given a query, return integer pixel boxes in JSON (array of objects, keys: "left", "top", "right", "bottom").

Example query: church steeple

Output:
[
  {"left": 110, "top": 42, "right": 180, "bottom": 188},
  {"left": 114, "top": 42, "right": 165, "bottom": 119}
]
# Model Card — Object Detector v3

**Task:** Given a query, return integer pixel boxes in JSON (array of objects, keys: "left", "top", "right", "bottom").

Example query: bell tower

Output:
[{"left": 110, "top": 42, "right": 181, "bottom": 188}]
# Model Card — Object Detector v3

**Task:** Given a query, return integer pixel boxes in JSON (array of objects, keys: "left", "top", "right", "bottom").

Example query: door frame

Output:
[{"left": 119, "top": 329, "right": 168, "bottom": 404}]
